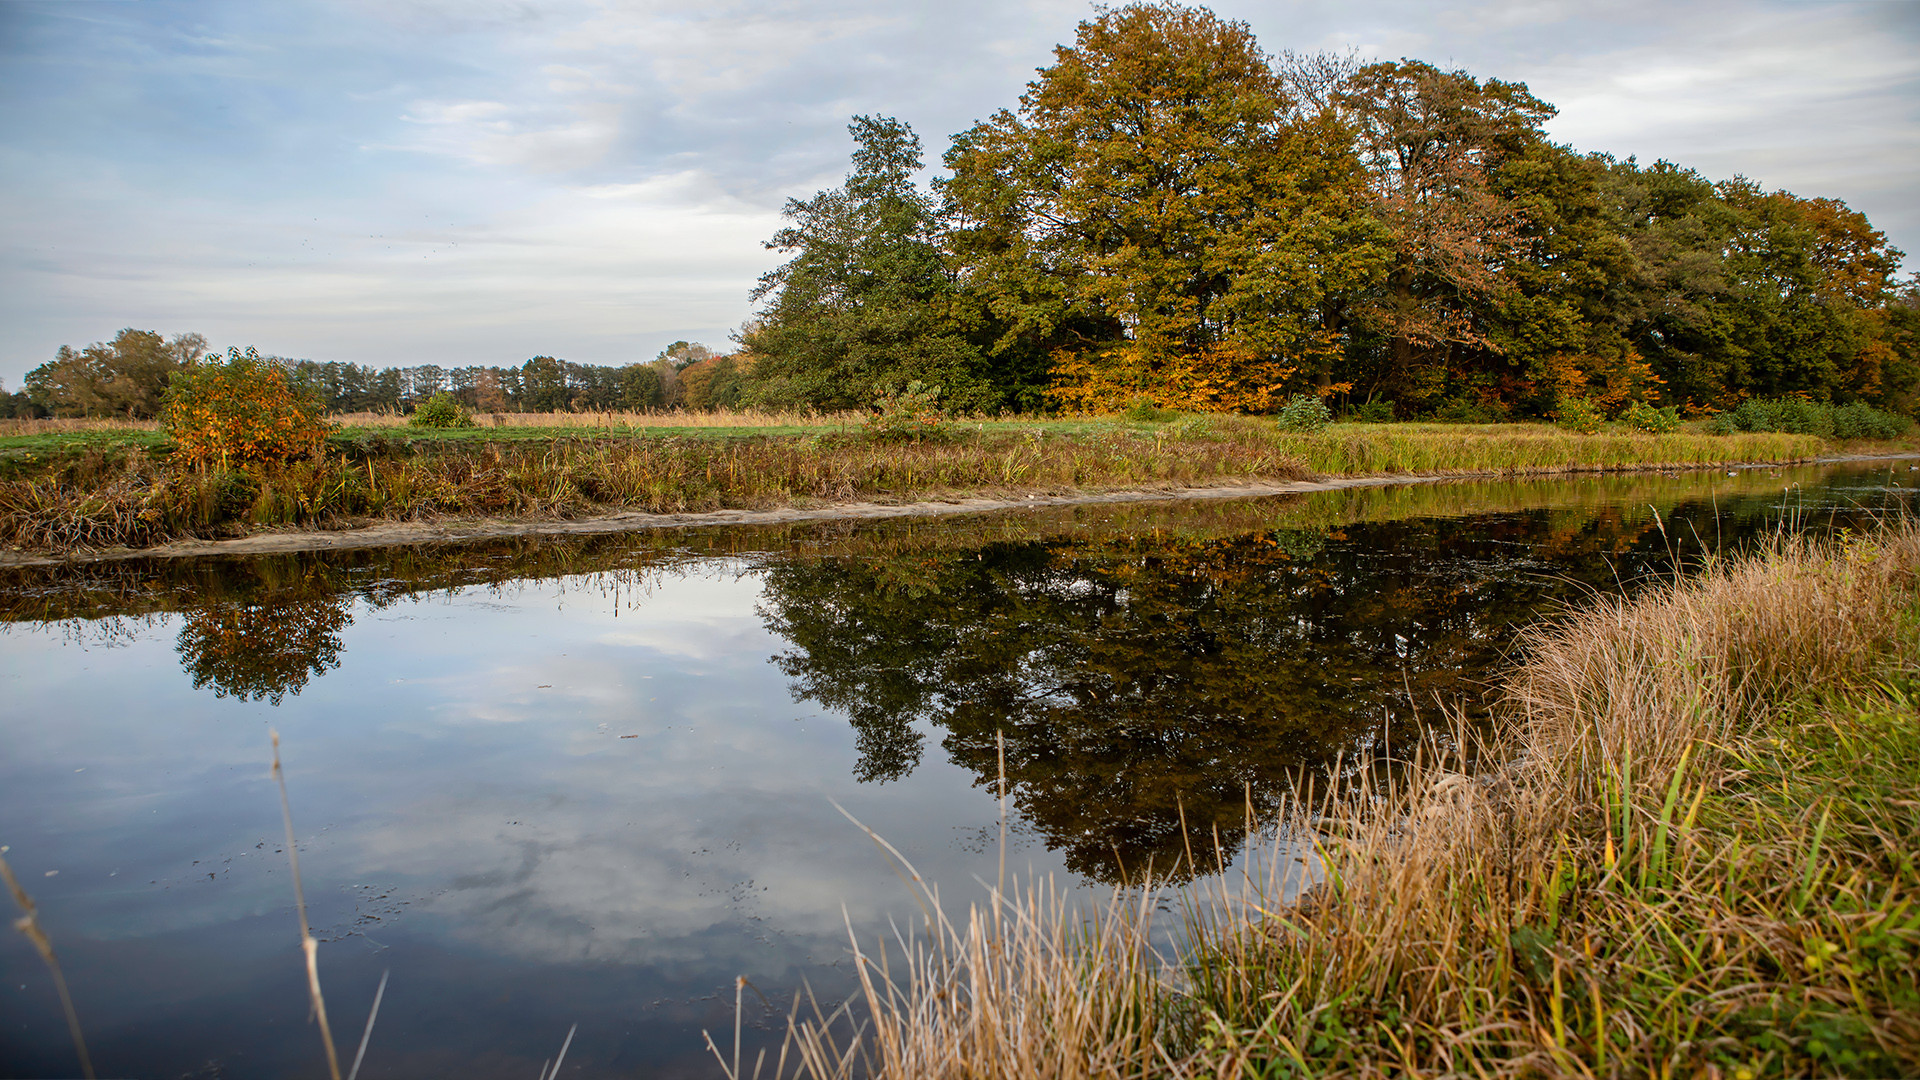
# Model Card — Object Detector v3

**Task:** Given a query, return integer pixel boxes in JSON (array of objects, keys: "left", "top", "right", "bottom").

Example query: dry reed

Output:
[
  {"left": 1, "top": 845, "right": 95, "bottom": 1079},
  {"left": 0, "top": 412, "right": 1895, "bottom": 556},
  {"left": 331, "top": 408, "right": 863, "bottom": 430},
  {"left": 775, "top": 523, "right": 1920, "bottom": 1079},
  {"left": 0, "top": 429, "right": 1312, "bottom": 553},
  {"left": 0, "top": 417, "right": 159, "bottom": 436},
  {"left": 272, "top": 729, "right": 343, "bottom": 1080}
]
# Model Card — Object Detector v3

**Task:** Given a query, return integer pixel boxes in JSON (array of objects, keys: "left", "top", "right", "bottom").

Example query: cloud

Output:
[
  {"left": 1, "top": 0, "right": 1915, "bottom": 385},
  {"left": 398, "top": 98, "right": 626, "bottom": 171}
]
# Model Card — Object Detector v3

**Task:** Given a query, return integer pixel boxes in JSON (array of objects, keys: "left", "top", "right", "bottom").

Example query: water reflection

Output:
[
  {"left": 178, "top": 590, "right": 351, "bottom": 704},
  {"left": 761, "top": 518, "right": 1623, "bottom": 881},
  {"left": 0, "top": 460, "right": 1911, "bottom": 1077}
]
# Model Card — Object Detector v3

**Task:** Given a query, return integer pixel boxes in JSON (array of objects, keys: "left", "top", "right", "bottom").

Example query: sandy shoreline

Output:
[{"left": 5, "top": 452, "right": 1916, "bottom": 568}]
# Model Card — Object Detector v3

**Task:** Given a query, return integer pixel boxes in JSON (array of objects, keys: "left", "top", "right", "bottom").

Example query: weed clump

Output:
[
  {"left": 862, "top": 381, "right": 948, "bottom": 444},
  {"left": 1619, "top": 399, "right": 1681, "bottom": 433},
  {"left": 1554, "top": 396, "right": 1603, "bottom": 434}
]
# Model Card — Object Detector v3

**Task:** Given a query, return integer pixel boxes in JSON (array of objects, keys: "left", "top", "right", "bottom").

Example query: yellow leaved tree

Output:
[{"left": 161, "top": 347, "right": 332, "bottom": 468}]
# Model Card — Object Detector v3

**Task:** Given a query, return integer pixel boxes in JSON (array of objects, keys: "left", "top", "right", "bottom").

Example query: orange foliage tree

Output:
[{"left": 161, "top": 347, "right": 332, "bottom": 468}]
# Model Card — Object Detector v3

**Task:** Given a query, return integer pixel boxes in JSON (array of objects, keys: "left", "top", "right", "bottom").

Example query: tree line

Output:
[
  {"left": 9, "top": 3, "right": 1914, "bottom": 424},
  {"left": 741, "top": 4, "right": 1919, "bottom": 419},
  {"left": 2, "top": 335, "right": 744, "bottom": 419}
]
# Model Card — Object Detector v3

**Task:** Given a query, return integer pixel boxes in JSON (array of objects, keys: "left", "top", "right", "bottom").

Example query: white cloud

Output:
[{"left": 2, "top": 0, "right": 1915, "bottom": 385}]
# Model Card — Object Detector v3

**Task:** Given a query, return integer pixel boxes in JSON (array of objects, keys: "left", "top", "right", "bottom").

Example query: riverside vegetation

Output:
[
  {"left": 0, "top": 408, "right": 1886, "bottom": 555},
  {"left": 769, "top": 523, "right": 1920, "bottom": 1080}
]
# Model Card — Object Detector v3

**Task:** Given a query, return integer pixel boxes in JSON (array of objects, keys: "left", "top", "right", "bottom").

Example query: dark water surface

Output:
[{"left": 2, "top": 460, "right": 1914, "bottom": 1078}]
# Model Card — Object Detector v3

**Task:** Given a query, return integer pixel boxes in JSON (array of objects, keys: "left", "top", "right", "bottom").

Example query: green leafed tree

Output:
[
  {"left": 943, "top": 4, "right": 1386, "bottom": 412},
  {"left": 746, "top": 115, "right": 1002, "bottom": 412},
  {"left": 1321, "top": 59, "right": 1555, "bottom": 413},
  {"left": 24, "top": 329, "right": 208, "bottom": 419},
  {"left": 618, "top": 362, "right": 665, "bottom": 410}
]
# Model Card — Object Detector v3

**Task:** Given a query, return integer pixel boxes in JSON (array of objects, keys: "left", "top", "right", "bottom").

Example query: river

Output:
[{"left": 1, "top": 459, "right": 1913, "bottom": 1078}]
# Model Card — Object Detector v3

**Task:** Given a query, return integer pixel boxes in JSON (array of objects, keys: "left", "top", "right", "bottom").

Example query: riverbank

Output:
[
  {"left": 1, "top": 416, "right": 1910, "bottom": 561},
  {"left": 783, "top": 524, "right": 1920, "bottom": 1079}
]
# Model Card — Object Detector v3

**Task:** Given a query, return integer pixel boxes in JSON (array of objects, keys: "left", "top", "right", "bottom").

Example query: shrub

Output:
[
  {"left": 1718, "top": 397, "right": 1910, "bottom": 440},
  {"left": 1554, "top": 396, "right": 1603, "bottom": 434},
  {"left": 1121, "top": 398, "right": 1179, "bottom": 423},
  {"left": 863, "top": 381, "right": 947, "bottom": 443},
  {"left": 161, "top": 347, "right": 331, "bottom": 467},
  {"left": 1274, "top": 393, "right": 1333, "bottom": 433},
  {"left": 409, "top": 392, "right": 474, "bottom": 429},
  {"left": 1619, "top": 400, "right": 1682, "bottom": 434},
  {"left": 1730, "top": 397, "right": 1834, "bottom": 437},
  {"left": 1831, "top": 402, "right": 1912, "bottom": 440}
]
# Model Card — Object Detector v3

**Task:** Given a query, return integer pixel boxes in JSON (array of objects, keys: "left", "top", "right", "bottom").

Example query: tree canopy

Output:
[
  {"left": 22, "top": 329, "right": 207, "bottom": 419},
  {"left": 739, "top": 2, "right": 1915, "bottom": 420}
]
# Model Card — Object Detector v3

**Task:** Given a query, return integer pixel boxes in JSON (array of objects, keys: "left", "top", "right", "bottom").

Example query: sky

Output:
[{"left": 1, "top": 0, "right": 1916, "bottom": 389}]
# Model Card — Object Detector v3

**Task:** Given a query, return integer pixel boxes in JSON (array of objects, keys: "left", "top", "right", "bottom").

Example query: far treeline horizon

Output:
[{"left": 7, "top": 3, "right": 1916, "bottom": 425}]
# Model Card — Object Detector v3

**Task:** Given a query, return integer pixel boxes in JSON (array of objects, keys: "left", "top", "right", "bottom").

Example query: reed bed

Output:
[
  {"left": 1270, "top": 421, "right": 1828, "bottom": 475},
  {"left": 330, "top": 408, "right": 864, "bottom": 430},
  {"left": 0, "top": 411, "right": 1897, "bottom": 555},
  {"left": 0, "top": 430, "right": 1310, "bottom": 553},
  {"left": 775, "top": 524, "right": 1920, "bottom": 1080},
  {"left": 0, "top": 417, "right": 160, "bottom": 436}
]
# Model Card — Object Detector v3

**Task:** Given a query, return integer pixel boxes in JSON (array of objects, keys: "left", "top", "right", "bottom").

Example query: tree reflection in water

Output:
[
  {"left": 3, "top": 463, "right": 1905, "bottom": 874},
  {"left": 176, "top": 591, "right": 351, "bottom": 705},
  {"left": 759, "top": 512, "right": 1686, "bottom": 883}
]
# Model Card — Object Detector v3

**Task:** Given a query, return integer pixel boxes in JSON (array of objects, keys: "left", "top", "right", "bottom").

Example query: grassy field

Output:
[
  {"left": 0, "top": 410, "right": 1911, "bottom": 555},
  {"left": 776, "top": 524, "right": 1920, "bottom": 1079}
]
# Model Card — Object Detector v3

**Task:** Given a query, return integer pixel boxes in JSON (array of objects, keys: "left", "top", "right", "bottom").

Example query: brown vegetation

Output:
[
  {"left": 0, "top": 409, "right": 1891, "bottom": 556},
  {"left": 0, "top": 428, "right": 1307, "bottom": 554}
]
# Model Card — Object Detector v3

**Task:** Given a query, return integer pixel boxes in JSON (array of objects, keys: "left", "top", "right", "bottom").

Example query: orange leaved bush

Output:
[
  {"left": 1047, "top": 342, "right": 1299, "bottom": 414},
  {"left": 161, "top": 347, "right": 332, "bottom": 467}
]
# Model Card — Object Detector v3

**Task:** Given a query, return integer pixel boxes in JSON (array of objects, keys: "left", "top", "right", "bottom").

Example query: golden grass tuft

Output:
[{"left": 1508, "top": 524, "right": 1920, "bottom": 804}]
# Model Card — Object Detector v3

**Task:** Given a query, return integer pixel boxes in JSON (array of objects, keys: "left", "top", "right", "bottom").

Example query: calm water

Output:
[{"left": 2, "top": 461, "right": 1913, "bottom": 1078}]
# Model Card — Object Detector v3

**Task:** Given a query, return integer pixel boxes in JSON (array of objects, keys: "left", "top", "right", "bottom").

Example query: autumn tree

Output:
[
  {"left": 748, "top": 116, "right": 998, "bottom": 411},
  {"left": 1323, "top": 60, "right": 1554, "bottom": 412},
  {"left": 679, "top": 353, "right": 750, "bottom": 410},
  {"left": 162, "top": 347, "right": 331, "bottom": 467},
  {"left": 945, "top": 5, "right": 1381, "bottom": 412},
  {"left": 24, "top": 328, "right": 207, "bottom": 418}
]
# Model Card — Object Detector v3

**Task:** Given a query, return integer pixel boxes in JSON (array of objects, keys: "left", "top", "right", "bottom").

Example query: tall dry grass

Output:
[
  {"left": 1273, "top": 421, "right": 1829, "bottom": 476},
  {"left": 0, "top": 430, "right": 1312, "bottom": 553},
  {"left": 0, "top": 417, "right": 159, "bottom": 436},
  {"left": 774, "top": 524, "right": 1920, "bottom": 1079},
  {"left": 331, "top": 408, "right": 863, "bottom": 430},
  {"left": 0, "top": 411, "right": 1893, "bottom": 555},
  {"left": 1507, "top": 522, "right": 1920, "bottom": 805}
]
